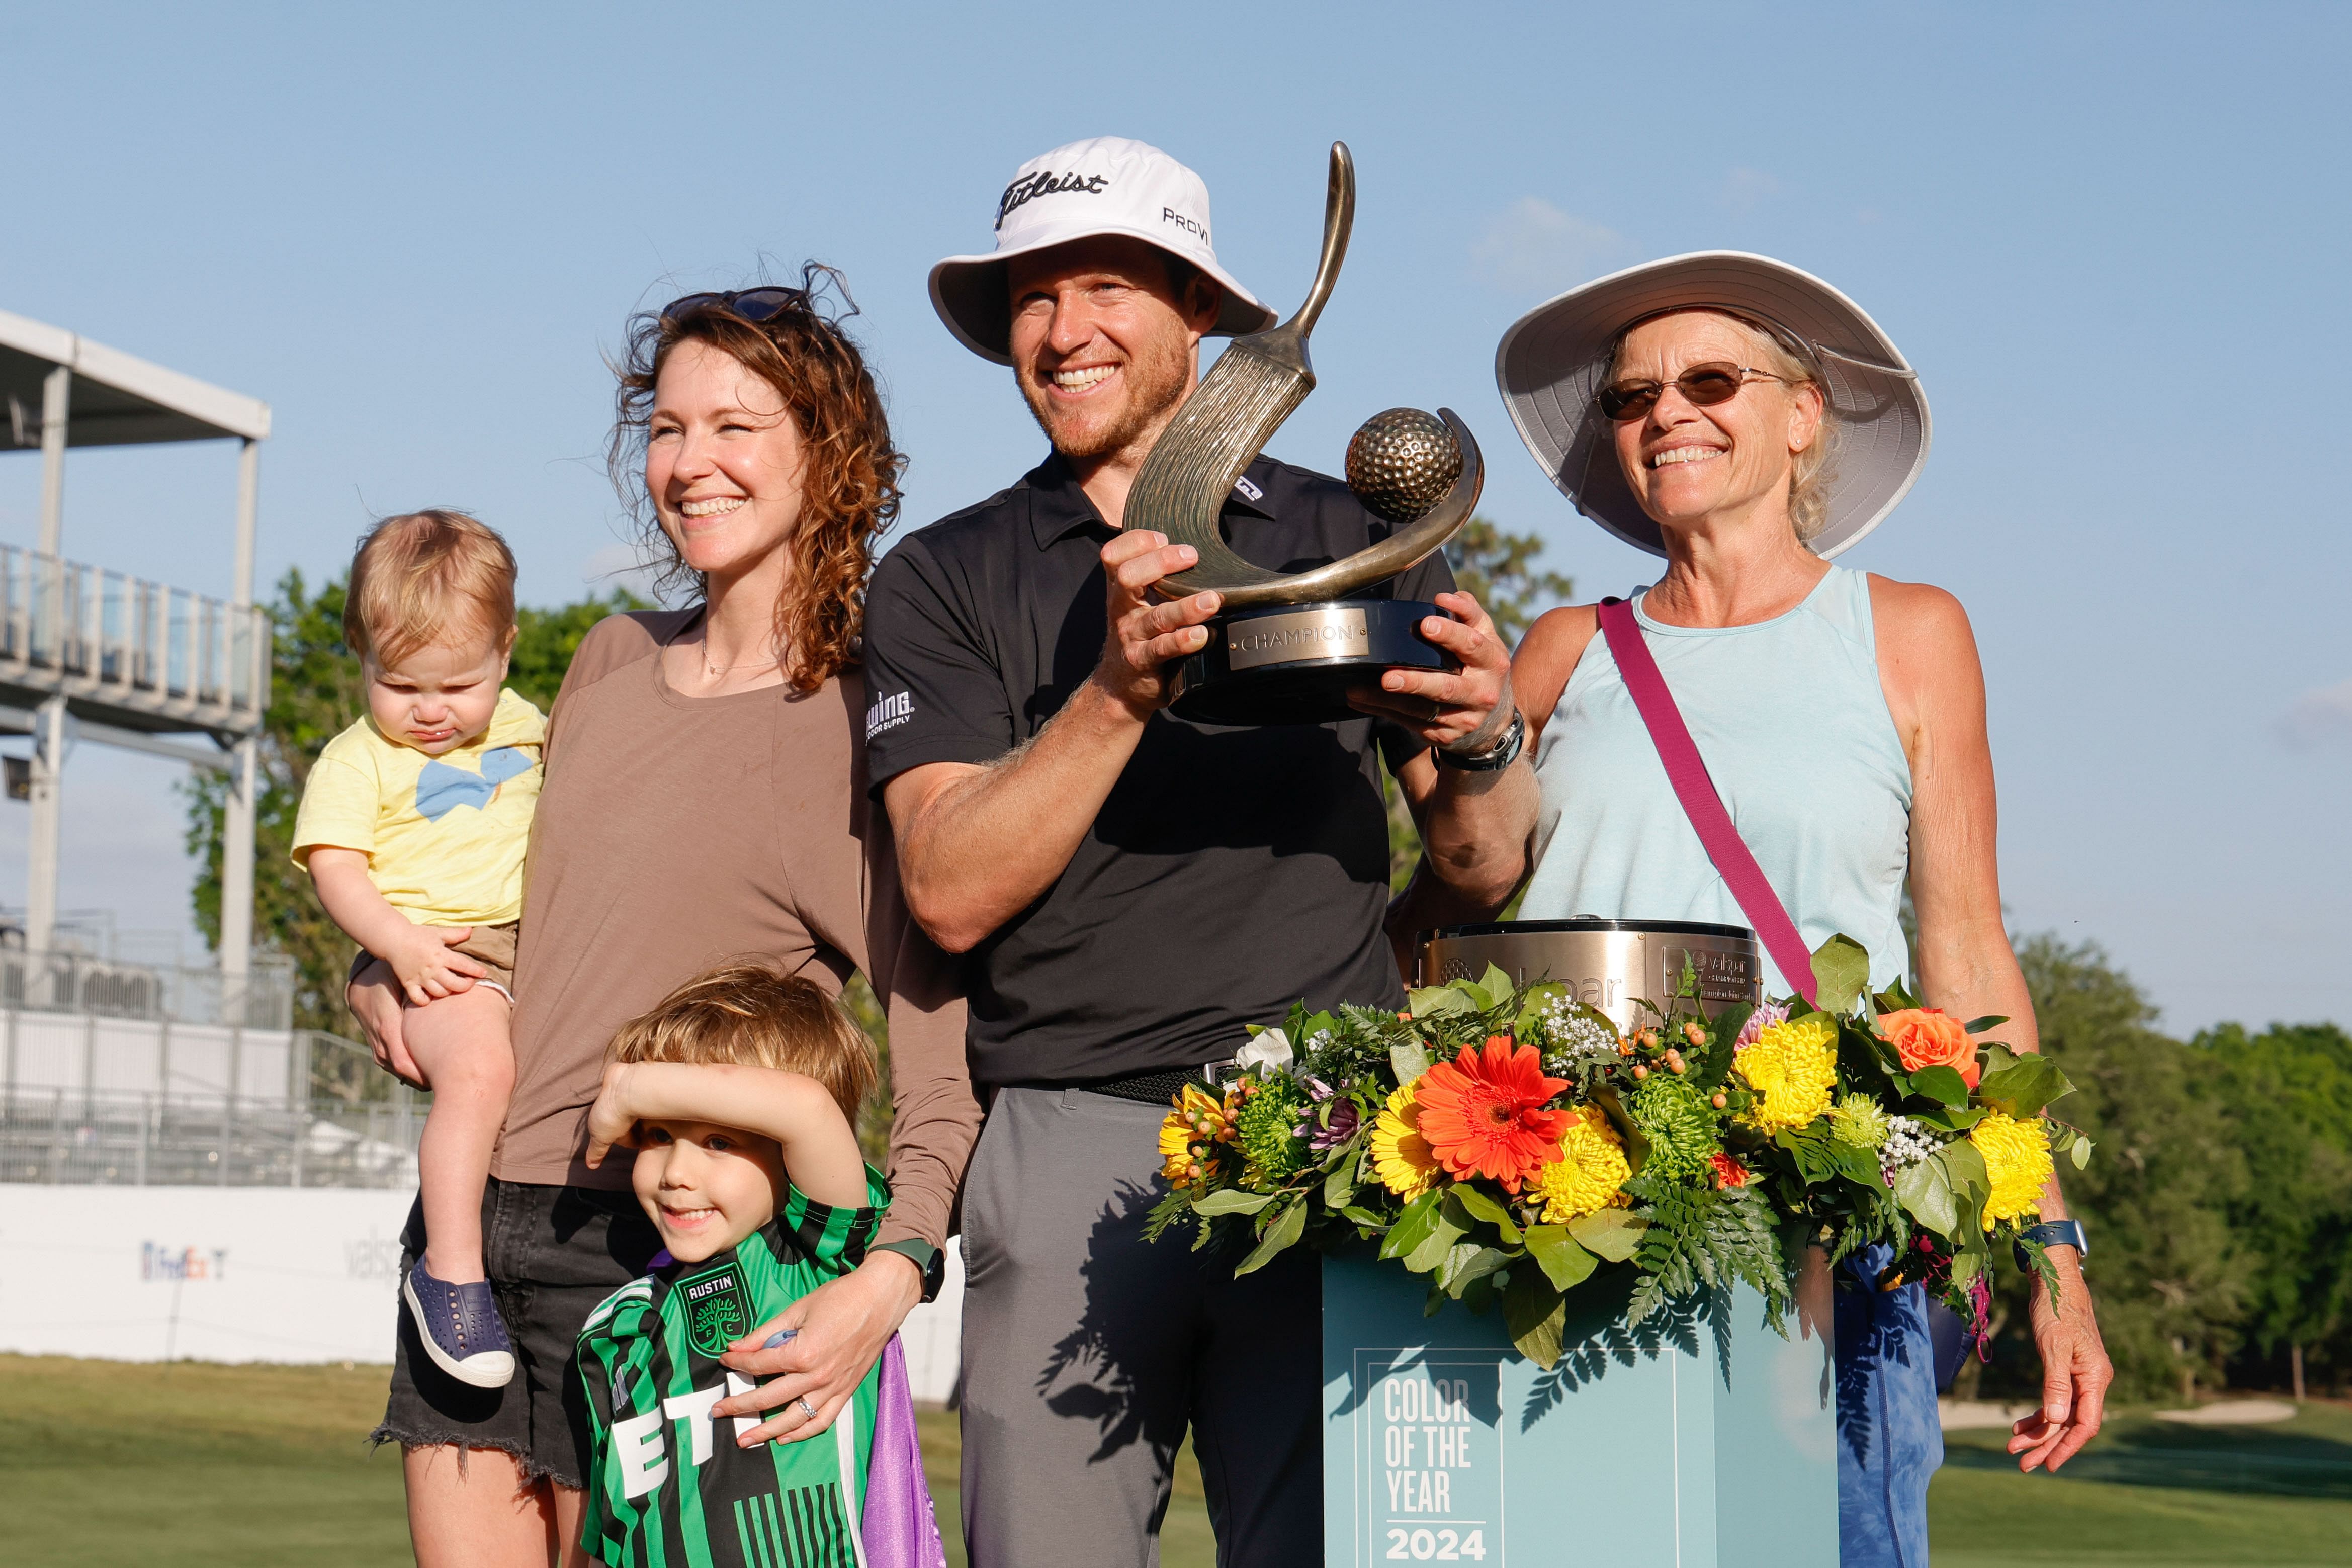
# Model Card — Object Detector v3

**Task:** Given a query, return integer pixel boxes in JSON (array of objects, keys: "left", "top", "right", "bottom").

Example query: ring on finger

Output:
[{"left": 796, "top": 1396, "right": 818, "bottom": 1422}]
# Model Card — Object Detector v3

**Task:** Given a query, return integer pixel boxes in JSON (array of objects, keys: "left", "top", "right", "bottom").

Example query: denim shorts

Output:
[{"left": 373, "top": 1176, "right": 660, "bottom": 1488}]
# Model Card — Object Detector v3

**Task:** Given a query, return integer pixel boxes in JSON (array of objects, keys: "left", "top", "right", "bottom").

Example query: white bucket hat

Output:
[
  {"left": 1494, "top": 251, "right": 1931, "bottom": 559},
  {"left": 930, "top": 136, "right": 1277, "bottom": 366}
]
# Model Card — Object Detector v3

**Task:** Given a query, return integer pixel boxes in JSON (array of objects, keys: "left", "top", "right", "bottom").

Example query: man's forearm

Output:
[
  {"left": 898, "top": 679, "right": 1152, "bottom": 952},
  {"left": 1414, "top": 759, "right": 1539, "bottom": 914}
]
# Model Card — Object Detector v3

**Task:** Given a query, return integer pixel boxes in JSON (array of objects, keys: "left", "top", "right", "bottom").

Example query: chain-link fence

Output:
[{"left": 1, "top": 1032, "right": 423, "bottom": 1188}]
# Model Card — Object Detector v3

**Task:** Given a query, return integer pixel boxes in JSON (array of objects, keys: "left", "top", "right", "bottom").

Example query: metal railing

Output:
[
  {"left": 1, "top": 1034, "right": 426, "bottom": 1189},
  {"left": 0, "top": 545, "right": 269, "bottom": 730},
  {"left": 0, "top": 947, "right": 293, "bottom": 1029}
]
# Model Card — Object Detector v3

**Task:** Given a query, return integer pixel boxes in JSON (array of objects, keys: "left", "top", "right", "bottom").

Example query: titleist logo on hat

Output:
[{"left": 997, "top": 170, "right": 1112, "bottom": 230}]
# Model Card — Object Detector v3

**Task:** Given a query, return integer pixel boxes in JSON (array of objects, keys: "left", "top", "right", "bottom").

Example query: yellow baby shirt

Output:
[{"left": 291, "top": 688, "right": 546, "bottom": 927}]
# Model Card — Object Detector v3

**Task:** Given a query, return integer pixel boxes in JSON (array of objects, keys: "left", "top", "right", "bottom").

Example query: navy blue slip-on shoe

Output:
[{"left": 402, "top": 1257, "right": 517, "bottom": 1389}]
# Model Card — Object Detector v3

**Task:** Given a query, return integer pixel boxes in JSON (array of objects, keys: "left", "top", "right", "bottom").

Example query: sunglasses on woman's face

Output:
[
  {"left": 660, "top": 287, "right": 808, "bottom": 324},
  {"left": 1596, "top": 363, "right": 1788, "bottom": 421}
]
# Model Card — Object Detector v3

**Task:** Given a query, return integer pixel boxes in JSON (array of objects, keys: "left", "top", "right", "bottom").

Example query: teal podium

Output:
[{"left": 1322, "top": 1252, "right": 1837, "bottom": 1566}]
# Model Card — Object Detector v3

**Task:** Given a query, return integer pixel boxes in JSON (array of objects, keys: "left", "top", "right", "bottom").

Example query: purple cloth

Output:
[{"left": 862, "top": 1333, "right": 946, "bottom": 1568}]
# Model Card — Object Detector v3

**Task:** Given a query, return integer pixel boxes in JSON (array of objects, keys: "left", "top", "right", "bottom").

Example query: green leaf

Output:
[
  {"left": 1910, "top": 1103, "right": 1986, "bottom": 1133},
  {"left": 1567, "top": 1208, "right": 1648, "bottom": 1263},
  {"left": 2070, "top": 1136, "right": 2094, "bottom": 1171},
  {"left": 1190, "top": 1190, "right": 1275, "bottom": 1216},
  {"left": 1474, "top": 963, "right": 1516, "bottom": 1013},
  {"left": 1502, "top": 1268, "right": 1568, "bottom": 1369},
  {"left": 1340, "top": 1204, "right": 1388, "bottom": 1229},
  {"left": 1693, "top": 1003, "right": 1747, "bottom": 1088},
  {"left": 1389, "top": 1039, "right": 1433, "bottom": 1087},
  {"left": 1403, "top": 1204, "right": 1469, "bottom": 1274},
  {"left": 1835, "top": 1017, "right": 1898, "bottom": 1098},
  {"left": 1907, "top": 1065, "right": 1971, "bottom": 1107},
  {"left": 1976, "top": 1043, "right": 2019, "bottom": 1080},
  {"left": 1962, "top": 1015, "right": 2009, "bottom": 1034},
  {"left": 1408, "top": 986, "right": 1473, "bottom": 1017},
  {"left": 1450, "top": 1185, "right": 1524, "bottom": 1245},
  {"left": 1378, "top": 1190, "right": 1442, "bottom": 1261},
  {"left": 1234, "top": 1197, "right": 1307, "bottom": 1276},
  {"left": 1521, "top": 1225, "right": 1598, "bottom": 1292},
  {"left": 1976, "top": 1053, "right": 2073, "bottom": 1119},
  {"left": 1939, "top": 1138, "right": 1991, "bottom": 1209},
  {"left": 1442, "top": 1244, "right": 1512, "bottom": 1299},
  {"left": 1893, "top": 1158, "right": 1958, "bottom": 1237},
  {"left": 1322, "top": 1161, "right": 1358, "bottom": 1212},
  {"left": 1810, "top": 934, "right": 1872, "bottom": 1017}
]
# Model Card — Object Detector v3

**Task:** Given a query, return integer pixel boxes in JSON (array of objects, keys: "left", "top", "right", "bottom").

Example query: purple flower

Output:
[
  {"left": 1736, "top": 1002, "right": 1790, "bottom": 1047},
  {"left": 1301, "top": 1098, "right": 1360, "bottom": 1152}
]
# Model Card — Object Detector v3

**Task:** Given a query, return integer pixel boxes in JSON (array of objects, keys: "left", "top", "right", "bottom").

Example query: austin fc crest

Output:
[{"left": 677, "top": 1264, "right": 751, "bottom": 1358}]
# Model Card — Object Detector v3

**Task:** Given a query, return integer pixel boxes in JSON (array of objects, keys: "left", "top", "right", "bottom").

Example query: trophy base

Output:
[{"left": 1168, "top": 599, "right": 1455, "bottom": 727}]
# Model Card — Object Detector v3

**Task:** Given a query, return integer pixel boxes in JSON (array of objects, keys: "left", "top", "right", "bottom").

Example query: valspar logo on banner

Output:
[{"left": 142, "top": 1243, "right": 227, "bottom": 1281}]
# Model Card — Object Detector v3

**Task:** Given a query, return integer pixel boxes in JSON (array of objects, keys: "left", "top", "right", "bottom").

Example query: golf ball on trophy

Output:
[{"left": 1344, "top": 408, "right": 1463, "bottom": 524}]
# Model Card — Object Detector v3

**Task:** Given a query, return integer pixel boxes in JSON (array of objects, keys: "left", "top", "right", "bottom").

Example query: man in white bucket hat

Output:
[
  {"left": 1485, "top": 253, "right": 2113, "bottom": 1566},
  {"left": 845, "top": 136, "right": 1530, "bottom": 1567}
]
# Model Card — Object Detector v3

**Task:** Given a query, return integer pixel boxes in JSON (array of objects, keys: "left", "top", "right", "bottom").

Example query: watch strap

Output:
[
  {"left": 1438, "top": 708, "right": 1525, "bottom": 772},
  {"left": 2013, "top": 1218, "right": 2087, "bottom": 1270},
  {"left": 870, "top": 1237, "right": 946, "bottom": 1302}
]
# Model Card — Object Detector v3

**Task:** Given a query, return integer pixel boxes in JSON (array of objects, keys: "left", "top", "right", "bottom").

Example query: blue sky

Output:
[{"left": 2, "top": 3, "right": 2345, "bottom": 1031}]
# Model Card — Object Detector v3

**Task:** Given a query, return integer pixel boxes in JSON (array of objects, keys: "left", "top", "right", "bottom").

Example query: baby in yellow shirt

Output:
[{"left": 292, "top": 510, "right": 542, "bottom": 1389}]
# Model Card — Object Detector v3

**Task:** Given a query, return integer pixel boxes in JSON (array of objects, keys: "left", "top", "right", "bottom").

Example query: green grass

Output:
[
  {"left": 5, "top": 1354, "right": 2346, "bottom": 1566},
  {"left": 1929, "top": 1402, "right": 2352, "bottom": 1567}
]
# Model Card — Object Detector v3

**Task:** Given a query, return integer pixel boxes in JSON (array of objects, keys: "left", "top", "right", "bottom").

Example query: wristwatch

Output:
[
  {"left": 2014, "top": 1219, "right": 2088, "bottom": 1271},
  {"left": 1438, "top": 708, "right": 1526, "bottom": 772}
]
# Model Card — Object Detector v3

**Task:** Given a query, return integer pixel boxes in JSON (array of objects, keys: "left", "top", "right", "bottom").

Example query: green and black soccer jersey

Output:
[{"left": 578, "top": 1168, "right": 888, "bottom": 1568}]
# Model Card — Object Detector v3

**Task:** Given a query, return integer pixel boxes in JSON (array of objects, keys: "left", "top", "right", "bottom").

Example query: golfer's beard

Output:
[{"left": 1020, "top": 340, "right": 1193, "bottom": 463}]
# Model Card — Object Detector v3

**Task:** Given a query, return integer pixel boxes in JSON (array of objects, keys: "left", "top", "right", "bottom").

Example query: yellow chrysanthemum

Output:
[
  {"left": 1531, "top": 1107, "right": 1633, "bottom": 1223},
  {"left": 1159, "top": 1084, "right": 1229, "bottom": 1186},
  {"left": 1734, "top": 1014, "right": 1839, "bottom": 1134},
  {"left": 1371, "top": 1082, "right": 1441, "bottom": 1199},
  {"left": 1969, "top": 1110, "right": 2052, "bottom": 1229}
]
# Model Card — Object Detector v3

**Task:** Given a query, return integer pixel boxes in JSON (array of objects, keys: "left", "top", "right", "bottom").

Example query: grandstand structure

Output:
[{"left": 0, "top": 309, "right": 421, "bottom": 1192}]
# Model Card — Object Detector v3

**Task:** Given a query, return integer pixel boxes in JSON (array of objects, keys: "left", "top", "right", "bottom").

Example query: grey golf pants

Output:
[{"left": 959, "top": 1086, "right": 1322, "bottom": 1568}]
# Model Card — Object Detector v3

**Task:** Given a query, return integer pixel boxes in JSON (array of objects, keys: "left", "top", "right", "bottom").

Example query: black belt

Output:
[{"left": 1069, "top": 1063, "right": 1229, "bottom": 1105}]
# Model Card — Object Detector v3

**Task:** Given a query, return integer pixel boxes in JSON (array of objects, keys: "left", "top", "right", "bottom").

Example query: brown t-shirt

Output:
[{"left": 492, "top": 609, "right": 978, "bottom": 1252}]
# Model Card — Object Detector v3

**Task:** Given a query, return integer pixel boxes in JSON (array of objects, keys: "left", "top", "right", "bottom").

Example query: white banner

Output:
[{"left": 0, "top": 1185, "right": 414, "bottom": 1362}]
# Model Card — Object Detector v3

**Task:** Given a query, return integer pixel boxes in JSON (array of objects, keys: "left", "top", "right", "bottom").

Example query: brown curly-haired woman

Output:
[{"left": 345, "top": 269, "right": 979, "bottom": 1566}]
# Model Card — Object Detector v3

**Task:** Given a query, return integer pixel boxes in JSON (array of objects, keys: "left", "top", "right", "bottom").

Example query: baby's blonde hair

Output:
[
  {"left": 606, "top": 961, "right": 878, "bottom": 1127},
  {"left": 344, "top": 510, "right": 517, "bottom": 668}
]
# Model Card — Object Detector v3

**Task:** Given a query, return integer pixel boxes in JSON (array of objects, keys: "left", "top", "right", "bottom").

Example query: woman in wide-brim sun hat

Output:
[{"left": 1484, "top": 253, "right": 2114, "bottom": 1564}]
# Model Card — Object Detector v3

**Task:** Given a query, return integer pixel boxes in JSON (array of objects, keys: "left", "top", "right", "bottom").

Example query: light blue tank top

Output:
[{"left": 1521, "top": 565, "right": 1914, "bottom": 995}]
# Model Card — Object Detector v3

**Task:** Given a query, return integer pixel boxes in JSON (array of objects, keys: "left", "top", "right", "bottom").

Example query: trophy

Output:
[{"left": 1126, "top": 142, "right": 1484, "bottom": 727}]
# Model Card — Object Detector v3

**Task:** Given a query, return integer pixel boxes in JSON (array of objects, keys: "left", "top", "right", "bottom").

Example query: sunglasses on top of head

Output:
[
  {"left": 660, "top": 287, "right": 810, "bottom": 324},
  {"left": 1595, "top": 363, "right": 1790, "bottom": 422}
]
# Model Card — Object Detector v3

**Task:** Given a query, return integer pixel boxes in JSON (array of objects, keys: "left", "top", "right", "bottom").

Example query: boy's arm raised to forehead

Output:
[{"left": 586, "top": 1061, "right": 870, "bottom": 1211}]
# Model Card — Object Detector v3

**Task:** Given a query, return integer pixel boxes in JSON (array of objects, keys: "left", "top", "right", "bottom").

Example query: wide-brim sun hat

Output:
[
  {"left": 1494, "top": 251, "right": 1930, "bottom": 559},
  {"left": 930, "top": 136, "right": 1277, "bottom": 366}
]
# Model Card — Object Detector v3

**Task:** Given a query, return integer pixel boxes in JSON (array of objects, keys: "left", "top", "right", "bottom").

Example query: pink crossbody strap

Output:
[{"left": 1595, "top": 597, "right": 1819, "bottom": 1005}]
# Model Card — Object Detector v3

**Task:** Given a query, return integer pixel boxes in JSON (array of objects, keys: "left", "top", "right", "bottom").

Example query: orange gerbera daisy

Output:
[{"left": 1413, "top": 1035, "right": 1574, "bottom": 1194}]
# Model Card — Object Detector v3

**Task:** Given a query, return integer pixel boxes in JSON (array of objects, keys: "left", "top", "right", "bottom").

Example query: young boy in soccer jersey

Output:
[
  {"left": 576, "top": 962, "right": 941, "bottom": 1568},
  {"left": 292, "top": 510, "right": 541, "bottom": 1389}
]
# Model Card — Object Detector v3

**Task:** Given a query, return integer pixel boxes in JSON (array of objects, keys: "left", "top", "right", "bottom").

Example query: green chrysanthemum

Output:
[
  {"left": 1234, "top": 1076, "right": 1310, "bottom": 1185},
  {"left": 1831, "top": 1093, "right": 1891, "bottom": 1150},
  {"left": 1628, "top": 1075, "right": 1720, "bottom": 1182}
]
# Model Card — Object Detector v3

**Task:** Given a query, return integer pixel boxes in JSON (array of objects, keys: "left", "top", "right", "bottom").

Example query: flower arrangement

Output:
[{"left": 1147, "top": 935, "right": 2091, "bottom": 1368}]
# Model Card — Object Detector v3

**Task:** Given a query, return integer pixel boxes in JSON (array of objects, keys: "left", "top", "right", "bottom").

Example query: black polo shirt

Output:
[{"left": 862, "top": 449, "right": 1455, "bottom": 1087}]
